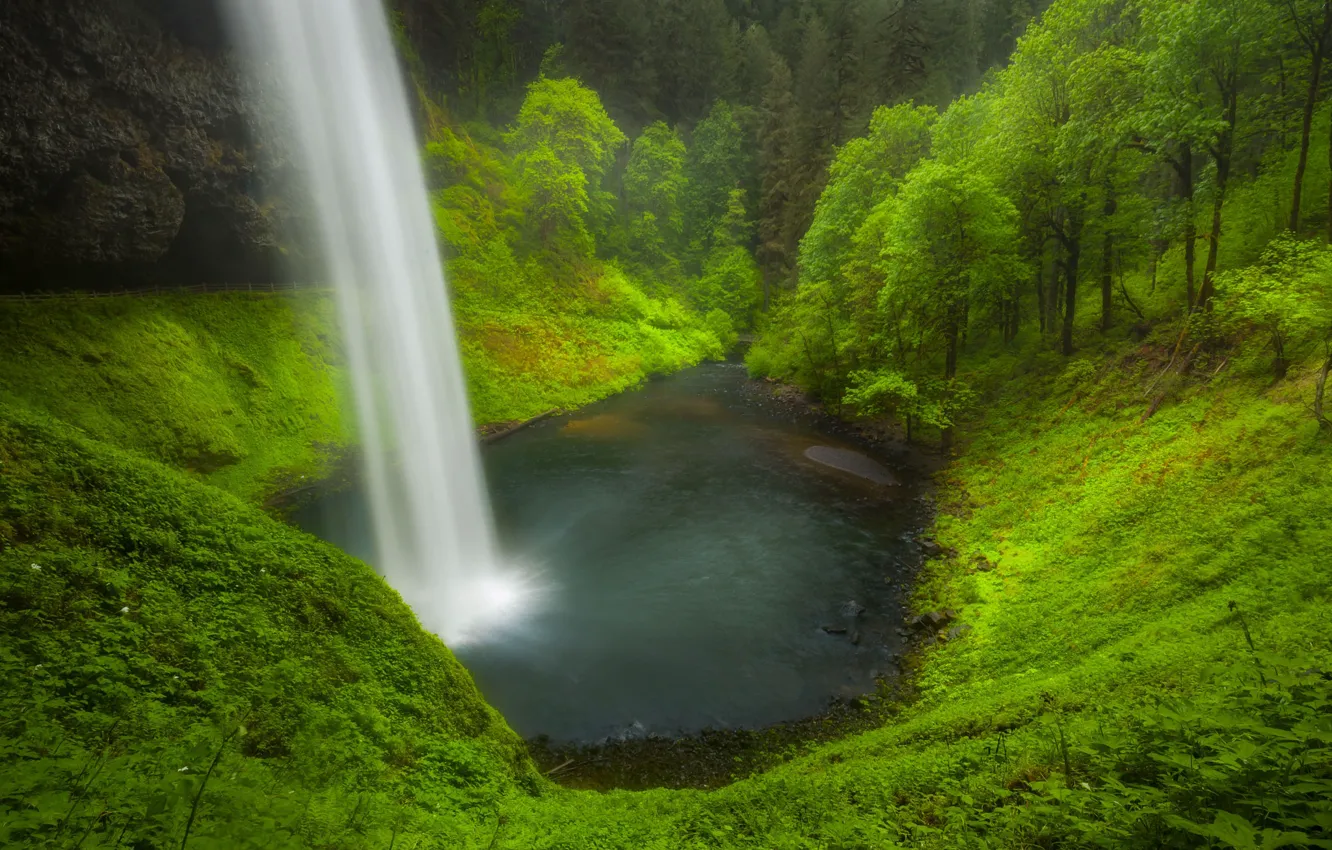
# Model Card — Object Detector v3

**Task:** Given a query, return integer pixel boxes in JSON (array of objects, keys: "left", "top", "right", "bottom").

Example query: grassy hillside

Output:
[
  {"left": 492, "top": 327, "right": 1332, "bottom": 848},
  {"left": 0, "top": 406, "right": 534, "bottom": 849},
  {"left": 4, "top": 304, "right": 1325, "bottom": 847},
  {"left": 0, "top": 294, "right": 351, "bottom": 504}
]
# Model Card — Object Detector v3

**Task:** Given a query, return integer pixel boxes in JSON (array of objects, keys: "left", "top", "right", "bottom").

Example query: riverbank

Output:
[
  {"left": 0, "top": 291, "right": 725, "bottom": 506},
  {"left": 512, "top": 370, "right": 951, "bottom": 791}
]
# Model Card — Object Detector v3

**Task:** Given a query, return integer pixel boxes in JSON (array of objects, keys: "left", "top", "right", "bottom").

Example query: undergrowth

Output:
[
  {"left": 0, "top": 408, "right": 533, "bottom": 849},
  {"left": 4, "top": 308, "right": 1327, "bottom": 847}
]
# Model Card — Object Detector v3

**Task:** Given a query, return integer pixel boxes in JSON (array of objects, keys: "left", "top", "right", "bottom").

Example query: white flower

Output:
[
  {"left": 178, "top": 766, "right": 190, "bottom": 772},
  {"left": 33, "top": 664, "right": 42, "bottom": 669},
  {"left": 120, "top": 606, "right": 130, "bottom": 614},
  {"left": 30, "top": 564, "right": 40, "bottom": 571}
]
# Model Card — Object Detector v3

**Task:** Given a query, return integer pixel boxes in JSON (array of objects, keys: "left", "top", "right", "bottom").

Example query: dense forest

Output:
[{"left": 2, "top": 0, "right": 1331, "bottom": 846}]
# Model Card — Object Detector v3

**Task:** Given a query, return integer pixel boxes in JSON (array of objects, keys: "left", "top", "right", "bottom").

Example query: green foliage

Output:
[
  {"left": 799, "top": 103, "right": 935, "bottom": 290},
  {"left": 0, "top": 295, "right": 349, "bottom": 503},
  {"left": 0, "top": 409, "right": 531, "bottom": 848},
  {"left": 684, "top": 101, "right": 757, "bottom": 263},
  {"left": 692, "top": 245, "right": 764, "bottom": 328},
  {"left": 1218, "top": 236, "right": 1332, "bottom": 376},
  {"left": 507, "top": 77, "right": 627, "bottom": 255}
]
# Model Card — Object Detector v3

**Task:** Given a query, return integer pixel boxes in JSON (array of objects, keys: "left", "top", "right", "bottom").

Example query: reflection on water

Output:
[{"left": 295, "top": 363, "right": 924, "bottom": 742}]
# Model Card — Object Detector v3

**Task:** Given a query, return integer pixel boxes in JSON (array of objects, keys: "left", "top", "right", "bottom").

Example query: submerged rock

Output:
[
  {"left": 944, "top": 624, "right": 973, "bottom": 642},
  {"left": 840, "top": 600, "right": 866, "bottom": 619},
  {"left": 803, "top": 445, "right": 899, "bottom": 486},
  {"left": 909, "top": 609, "right": 957, "bottom": 632}
]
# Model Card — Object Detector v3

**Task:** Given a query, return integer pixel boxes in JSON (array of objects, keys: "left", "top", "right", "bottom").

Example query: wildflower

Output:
[
  {"left": 120, "top": 606, "right": 130, "bottom": 614},
  {"left": 30, "top": 564, "right": 40, "bottom": 571},
  {"left": 178, "top": 766, "right": 190, "bottom": 772}
]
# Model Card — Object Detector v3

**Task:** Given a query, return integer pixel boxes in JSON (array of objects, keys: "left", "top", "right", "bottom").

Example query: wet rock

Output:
[
  {"left": 909, "top": 609, "right": 957, "bottom": 632},
  {"left": 919, "top": 539, "right": 944, "bottom": 558},
  {"left": 803, "top": 446, "right": 899, "bottom": 486},
  {"left": 821, "top": 625, "right": 847, "bottom": 635},
  {"left": 944, "top": 624, "right": 973, "bottom": 642},
  {"left": 0, "top": 0, "right": 304, "bottom": 291},
  {"left": 971, "top": 554, "right": 995, "bottom": 572},
  {"left": 840, "top": 600, "right": 866, "bottom": 619}
]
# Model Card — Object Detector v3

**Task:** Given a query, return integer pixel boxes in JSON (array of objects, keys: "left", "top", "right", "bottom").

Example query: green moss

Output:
[
  {"left": 0, "top": 406, "right": 534, "bottom": 848},
  {"left": 0, "top": 294, "right": 351, "bottom": 503}
]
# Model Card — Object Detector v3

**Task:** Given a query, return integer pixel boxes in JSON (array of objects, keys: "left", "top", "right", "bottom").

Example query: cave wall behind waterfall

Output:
[{"left": 0, "top": 0, "right": 308, "bottom": 292}]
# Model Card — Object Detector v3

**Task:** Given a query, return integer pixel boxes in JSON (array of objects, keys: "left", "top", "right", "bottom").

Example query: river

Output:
[{"left": 295, "top": 362, "right": 926, "bottom": 742}]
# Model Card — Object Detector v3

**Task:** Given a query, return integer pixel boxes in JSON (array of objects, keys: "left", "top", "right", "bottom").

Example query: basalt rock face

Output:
[{"left": 0, "top": 0, "right": 305, "bottom": 292}]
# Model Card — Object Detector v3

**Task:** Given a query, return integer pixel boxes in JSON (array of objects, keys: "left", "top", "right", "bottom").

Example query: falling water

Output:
[{"left": 223, "top": 0, "right": 527, "bottom": 644}]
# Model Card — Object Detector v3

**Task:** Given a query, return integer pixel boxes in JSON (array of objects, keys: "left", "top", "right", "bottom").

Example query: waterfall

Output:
[{"left": 223, "top": 0, "right": 526, "bottom": 645}]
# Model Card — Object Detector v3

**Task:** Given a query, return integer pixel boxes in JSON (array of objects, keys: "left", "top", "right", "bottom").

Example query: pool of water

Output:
[{"left": 294, "top": 362, "right": 925, "bottom": 742}]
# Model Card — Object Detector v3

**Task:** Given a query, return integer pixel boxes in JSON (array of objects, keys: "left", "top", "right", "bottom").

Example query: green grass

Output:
[
  {"left": 0, "top": 294, "right": 351, "bottom": 504},
  {"left": 0, "top": 406, "right": 534, "bottom": 849},
  {"left": 456, "top": 265, "right": 723, "bottom": 425},
  {"left": 1, "top": 294, "right": 1329, "bottom": 847},
  {"left": 0, "top": 286, "right": 722, "bottom": 502}
]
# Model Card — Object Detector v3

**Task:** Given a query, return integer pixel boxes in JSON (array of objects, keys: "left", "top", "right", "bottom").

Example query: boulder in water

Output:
[{"left": 802, "top": 445, "right": 899, "bottom": 486}]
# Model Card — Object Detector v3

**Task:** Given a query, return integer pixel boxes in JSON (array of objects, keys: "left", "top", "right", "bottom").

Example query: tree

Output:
[
  {"left": 758, "top": 56, "right": 800, "bottom": 300},
  {"left": 1219, "top": 237, "right": 1332, "bottom": 403},
  {"left": 799, "top": 103, "right": 935, "bottom": 291},
  {"left": 980, "top": 0, "right": 1136, "bottom": 352},
  {"left": 506, "top": 78, "right": 627, "bottom": 255},
  {"left": 1139, "top": 0, "right": 1274, "bottom": 308},
  {"left": 624, "top": 122, "right": 689, "bottom": 252},
  {"left": 693, "top": 245, "right": 764, "bottom": 325},
  {"left": 683, "top": 101, "right": 755, "bottom": 263},
  {"left": 874, "top": 160, "right": 1026, "bottom": 383},
  {"left": 1279, "top": 0, "right": 1332, "bottom": 234}
]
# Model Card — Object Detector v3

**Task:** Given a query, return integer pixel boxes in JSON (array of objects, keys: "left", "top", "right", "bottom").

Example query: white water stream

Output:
[{"left": 223, "top": 0, "right": 530, "bottom": 645}]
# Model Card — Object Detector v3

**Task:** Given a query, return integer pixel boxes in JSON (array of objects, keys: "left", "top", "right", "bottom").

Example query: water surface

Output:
[{"left": 296, "top": 363, "right": 923, "bottom": 742}]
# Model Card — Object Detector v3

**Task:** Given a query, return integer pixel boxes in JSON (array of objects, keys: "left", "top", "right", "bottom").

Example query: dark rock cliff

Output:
[{"left": 0, "top": 0, "right": 305, "bottom": 292}]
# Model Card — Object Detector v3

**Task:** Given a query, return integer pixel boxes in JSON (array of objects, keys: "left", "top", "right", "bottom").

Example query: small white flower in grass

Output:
[
  {"left": 30, "top": 564, "right": 40, "bottom": 571},
  {"left": 34, "top": 664, "right": 42, "bottom": 669},
  {"left": 120, "top": 606, "right": 130, "bottom": 614},
  {"left": 178, "top": 766, "right": 190, "bottom": 772}
]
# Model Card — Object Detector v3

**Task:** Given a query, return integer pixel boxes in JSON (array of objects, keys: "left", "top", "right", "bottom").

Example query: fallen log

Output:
[{"left": 481, "top": 408, "right": 558, "bottom": 445}]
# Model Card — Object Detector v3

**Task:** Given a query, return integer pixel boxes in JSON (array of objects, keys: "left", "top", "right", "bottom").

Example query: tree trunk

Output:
[
  {"left": 1291, "top": 41, "right": 1325, "bottom": 233},
  {"left": 1048, "top": 258, "right": 1062, "bottom": 334},
  {"left": 1293, "top": 3, "right": 1331, "bottom": 233},
  {"left": 945, "top": 312, "right": 959, "bottom": 380},
  {"left": 1101, "top": 194, "right": 1116, "bottom": 331},
  {"left": 1314, "top": 345, "right": 1332, "bottom": 427},
  {"left": 1199, "top": 85, "right": 1238, "bottom": 309},
  {"left": 1180, "top": 144, "right": 1197, "bottom": 307},
  {"left": 1034, "top": 259, "right": 1046, "bottom": 334},
  {"left": 1063, "top": 241, "right": 1080, "bottom": 356}
]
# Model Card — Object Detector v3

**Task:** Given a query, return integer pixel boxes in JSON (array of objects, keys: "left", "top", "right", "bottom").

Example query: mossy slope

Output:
[
  {"left": 0, "top": 294, "right": 350, "bottom": 504},
  {"left": 493, "top": 329, "right": 1332, "bottom": 848},
  {"left": 0, "top": 407, "right": 534, "bottom": 847}
]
